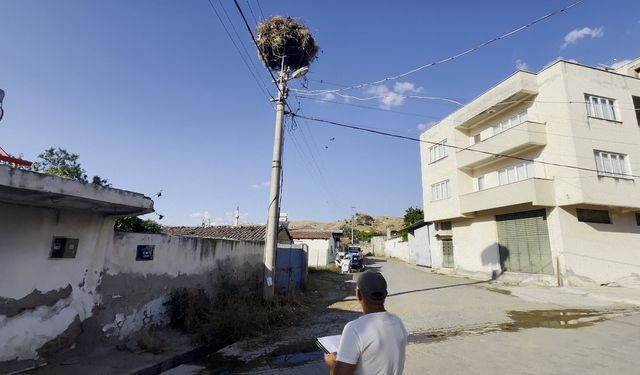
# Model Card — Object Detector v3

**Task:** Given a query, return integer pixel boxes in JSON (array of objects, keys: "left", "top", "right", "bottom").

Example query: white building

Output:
[
  {"left": 420, "top": 58, "right": 640, "bottom": 286},
  {"left": 290, "top": 229, "right": 340, "bottom": 267}
]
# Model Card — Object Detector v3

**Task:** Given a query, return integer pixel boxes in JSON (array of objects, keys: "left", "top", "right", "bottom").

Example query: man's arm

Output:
[{"left": 324, "top": 353, "right": 357, "bottom": 375}]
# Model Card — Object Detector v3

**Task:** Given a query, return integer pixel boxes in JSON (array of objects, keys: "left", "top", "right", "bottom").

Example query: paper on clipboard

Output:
[{"left": 316, "top": 334, "right": 341, "bottom": 354}]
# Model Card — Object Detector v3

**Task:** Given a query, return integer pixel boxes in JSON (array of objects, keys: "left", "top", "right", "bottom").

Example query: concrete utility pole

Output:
[
  {"left": 263, "top": 60, "right": 288, "bottom": 300},
  {"left": 351, "top": 206, "right": 356, "bottom": 244}
]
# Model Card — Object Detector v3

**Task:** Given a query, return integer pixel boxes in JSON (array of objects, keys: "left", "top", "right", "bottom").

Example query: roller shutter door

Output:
[{"left": 496, "top": 210, "right": 554, "bottom": 275}]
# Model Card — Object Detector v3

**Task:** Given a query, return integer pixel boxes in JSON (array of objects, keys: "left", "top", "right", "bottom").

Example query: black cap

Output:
[{"left": 357, "top": 270, "right": 387, "bottom": 301}]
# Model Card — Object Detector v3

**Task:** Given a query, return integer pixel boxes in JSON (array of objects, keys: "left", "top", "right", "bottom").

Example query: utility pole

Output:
[
  {"left": 263, "top": 59, "right": 287, "bottom": 300},
  {"left": 351, "top": 206, "right": 356, "bottom": 244}
]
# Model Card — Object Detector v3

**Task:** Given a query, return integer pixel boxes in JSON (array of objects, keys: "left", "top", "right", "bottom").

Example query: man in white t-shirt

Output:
[{"left": 324, "top": 270, "right": 407, "bottom": 375}]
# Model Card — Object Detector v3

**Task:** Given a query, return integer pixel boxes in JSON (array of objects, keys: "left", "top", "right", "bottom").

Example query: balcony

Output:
[
  {"left": 459, "top": 178, "right": 555, "bottom": 214},
  {"left": 457, "top": 121, "right": 546, "bottom": 169},
  {"left": 454, "top": 71, "right": 538, "bottom": 130}
]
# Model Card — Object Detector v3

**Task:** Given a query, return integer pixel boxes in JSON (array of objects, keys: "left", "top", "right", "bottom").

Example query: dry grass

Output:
[{"left": 167, "top": 285, "right": 308, "bottom": 349}]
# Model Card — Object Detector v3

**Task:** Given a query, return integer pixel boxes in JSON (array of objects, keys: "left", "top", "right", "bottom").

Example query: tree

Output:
[
  {"left": 403, "top": 206, "right": 424, "bottom": 226},
  {"left": 31, "top": 147, "right": 109, "bottom": 186},
  {"left": 91, "top": 175, "right": 111, "bottom": 187},
  {"left": 114, "top": 216, "right": 162, "bottom": 233},
  {"left": 31, "top": 148, "right": 87, "bottom": 182}
]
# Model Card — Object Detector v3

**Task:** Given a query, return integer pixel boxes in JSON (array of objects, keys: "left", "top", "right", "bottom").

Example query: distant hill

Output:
[{"left": 289, "top": 213, "right": 403, "bottom": 235}]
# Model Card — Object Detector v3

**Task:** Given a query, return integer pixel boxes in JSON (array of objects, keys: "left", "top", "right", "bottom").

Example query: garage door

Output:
[{"left": 496, "top": 210, "right": 554, "bottom": 275}]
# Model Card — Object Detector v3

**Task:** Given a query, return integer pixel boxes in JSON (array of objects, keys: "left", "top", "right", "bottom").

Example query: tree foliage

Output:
[
  {"left": 31, "top": 148, "right": 87, "bottom": 182},
  {"left": 31, "top": 147, "right": 110, "bottom": 186},
  {"left": 114, "top": 216, "right": 162, "bottom": 233},
  {"left": 403, "top": 206, "right": 424, "bottom": 226}
]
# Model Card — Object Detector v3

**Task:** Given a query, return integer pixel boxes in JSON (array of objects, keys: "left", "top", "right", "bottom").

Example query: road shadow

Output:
[{"left": 387, "top": 280, "right": 491, "bottom": 298}]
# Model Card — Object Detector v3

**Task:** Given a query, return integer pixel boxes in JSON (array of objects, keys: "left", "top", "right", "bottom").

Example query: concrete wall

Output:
[
  {"left": 293, "top": 238, "right": 334, "bottom": 267},
  {"left": 0, "top": 202, "right": 113, "bottom": 361},
  {"left": 370, "top": 236, "right": 386, "bottom": 257},
  {"left": 548, "top": 207, "right": 640, "bottom": 286},
  {"left": 384, "top": 237, "right": 410, "bottom": 262},
  {"left": 0, "top": 201, "right": 264, "bottom": 362},
  {"left": 100, "top": 233, "right": 264, "bottom": 339}
]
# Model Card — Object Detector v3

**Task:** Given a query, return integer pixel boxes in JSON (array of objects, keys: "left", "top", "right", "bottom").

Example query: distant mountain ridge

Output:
[{"left": 288, "top": 213, "right": 403, "bottom": 234}]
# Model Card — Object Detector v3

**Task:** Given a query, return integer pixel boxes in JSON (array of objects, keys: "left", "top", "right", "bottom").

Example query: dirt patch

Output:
[{"left": 200, "top": 267, "right": 359, "bottom": 372}]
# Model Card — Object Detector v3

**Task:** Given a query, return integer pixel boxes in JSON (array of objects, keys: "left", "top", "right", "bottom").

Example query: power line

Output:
[
  {"left": 216, "top": 0, "right": 271, "bottom": 90},
  {"left": 295, "top": 0, "right": 586, "bottom": 95},
  {"left": 255, "top": 0, "right": 266, "bottom": 20},
  {"left": 292, "top": 113, "right": 640, "bottom": 179},
  {"left": 205, "top": 0, "right": 273, "bottom": 102},
  {"left": 246, "top": 0, "right": 260, "bottom": 23},
  {"left": 298, "top": 95, "right": 441, "bottom": 119}
]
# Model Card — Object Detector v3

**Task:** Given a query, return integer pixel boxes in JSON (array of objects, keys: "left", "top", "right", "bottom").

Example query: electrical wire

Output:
[
  {"left": 205, "top": 0, "right": 274, "bottom": 103},
  {"left": 216, "top": 0, "right": 272, "bottom": 91},
  {"left": 255, "top": 0, "right": 266, "bottom": 20},
  {"left": 292, "top": 113, "right": 640, "bottom": 179},
  {"left": 295, "top": 0, "right": 586, "bottom": 95},
  {"left": 298, "top": 95, "right": 440, "bottom": 119}
]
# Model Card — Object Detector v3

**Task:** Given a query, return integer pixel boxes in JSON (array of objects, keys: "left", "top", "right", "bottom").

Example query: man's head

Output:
[{"left": 356, "top": 270, "right": 388, "bottom": 310}]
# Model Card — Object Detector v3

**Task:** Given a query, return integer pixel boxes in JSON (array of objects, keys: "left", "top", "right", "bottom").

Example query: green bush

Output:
[{"left": 114, "top": 216, "right": 161, "bottom": 233}]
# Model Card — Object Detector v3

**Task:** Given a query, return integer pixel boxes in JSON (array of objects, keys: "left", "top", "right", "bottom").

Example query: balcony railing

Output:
[
  {"left": 459, "top": 178, "right": 555, "bottom": 214},
  {"left": 457, "top": 121, "right": 546, "bottom": 169}
]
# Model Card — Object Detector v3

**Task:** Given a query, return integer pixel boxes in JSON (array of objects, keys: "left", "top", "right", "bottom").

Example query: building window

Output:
[
  {"left": 436, "top": 221, "right": 452, "bottom": 230},
  {"left": 429, "top": 140, "right": 448, "bottom": 163},
  {"left": 577, "top": 209, "right": 611, "bottom": 224},
  {"left": 585, "top": 94, "right": 618, "bottom": 121},
  {"left": 594, "top": 150, "right": 628, "bottom": 178},
  {"left": 472, "top": 134, "right": 481, "bottom": 145},
  {"left": 493, "top": 111, "right": 528, "bottom": 135},
  {"left": 497, "top": 161, "right": 534, "bottom": 185},
  {"left": 431, "top": 180, "right": 450, "bottom": 201},
  {"left": 633, "top": 96, "right": 640, "bottom": 126},
  {"left": 636, "top": 213, "right": 640, "bottom": 226},
  {"left": 50, "top": 237, "right": 79, "bottom": 259},
  {"left": 477, "top": 176, "right": 485, "bottom": 191}
]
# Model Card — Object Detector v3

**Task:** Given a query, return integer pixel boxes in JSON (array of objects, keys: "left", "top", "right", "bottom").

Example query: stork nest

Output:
[{"left": 256, "top": 16, "right": 318, "bottom": 71}]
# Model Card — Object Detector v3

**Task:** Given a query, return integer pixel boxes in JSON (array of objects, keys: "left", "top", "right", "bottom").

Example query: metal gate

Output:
[
  {"left": 442, "top": 239, "right": 454, "bottom": 268},
  {"left": 496, "top": 209, "right": 554, "bottom": 275},
  {"left": 275, "top": 245, "right": 306, "bottom": 293}
]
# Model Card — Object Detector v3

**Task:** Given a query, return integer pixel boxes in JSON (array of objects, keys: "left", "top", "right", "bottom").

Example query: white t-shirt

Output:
[{"left": 337, "top": 311, "right": 407, "bottom": 375}]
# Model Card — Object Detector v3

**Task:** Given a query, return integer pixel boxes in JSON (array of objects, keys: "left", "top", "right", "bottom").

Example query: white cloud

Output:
[
  {"left": 515, "top": 59, "right": 529, "bottom": 71},
  {"left": 321, "top": 92, "right": 336, "bottom": 101},
  {"left": 393, "top": 82, "right": 423, "bottom": 94},
  {"left": 251, "top": 180, "right": 270, "bottom": 189},
  {"left": 542, "top": 56, "right": 578, "bottom": 70},
  {"left": 561, "top": 26, "right": 604, "bottom": 48},
  {"left": 416, "top": 121, "right": 436, "bottom": 132},
  {"left": 189, "top": 211, "right": 211, "bottom": 220},
  {"left": 609, "top": 59, "right": 633, "bottom": 69},
  {"left": 364, "top": 81, "right": 423, "bottom": 109}
]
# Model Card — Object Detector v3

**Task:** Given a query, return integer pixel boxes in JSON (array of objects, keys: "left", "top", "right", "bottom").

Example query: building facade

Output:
[{"left": 420, "top": 58, "right": 640, "bottom": 286}]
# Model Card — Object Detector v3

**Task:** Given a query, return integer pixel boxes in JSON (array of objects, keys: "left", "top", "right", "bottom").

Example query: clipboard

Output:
[{"left": 316, "top": 334, "right": 341, "bottom": 354}]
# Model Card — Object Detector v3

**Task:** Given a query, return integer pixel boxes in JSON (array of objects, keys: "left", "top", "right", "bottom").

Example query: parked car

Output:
[{"left": 336, "top": 246, "right": 365, "bottom": 271}]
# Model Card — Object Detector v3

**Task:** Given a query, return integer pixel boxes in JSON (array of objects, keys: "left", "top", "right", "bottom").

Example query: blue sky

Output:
[{"left": 1, "top": 0, "right": 638, "bottom": 226}]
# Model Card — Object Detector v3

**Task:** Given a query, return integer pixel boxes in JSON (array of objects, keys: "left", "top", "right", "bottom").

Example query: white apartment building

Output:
[{"left": 420, "top": 58, "right": 640, "bottom": 286}]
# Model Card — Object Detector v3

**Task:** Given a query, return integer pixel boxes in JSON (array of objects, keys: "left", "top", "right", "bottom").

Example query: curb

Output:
[{"left": 129, "top": 346, "right": 209, "bottom": 375}]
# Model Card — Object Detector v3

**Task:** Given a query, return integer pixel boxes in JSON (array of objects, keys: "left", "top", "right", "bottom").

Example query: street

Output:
[{"left": 213, "top": 257, "right": 640, "bottom": 374}]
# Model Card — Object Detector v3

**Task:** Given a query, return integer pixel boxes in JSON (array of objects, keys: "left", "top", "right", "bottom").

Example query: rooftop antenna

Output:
[{"left": 235, "top": 205, "right": 240, "bottom": 226}]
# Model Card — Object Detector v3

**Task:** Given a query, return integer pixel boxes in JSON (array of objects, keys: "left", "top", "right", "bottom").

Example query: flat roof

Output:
[{"left": 0, "top": 165, "right": 153, "bottom": 215}]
